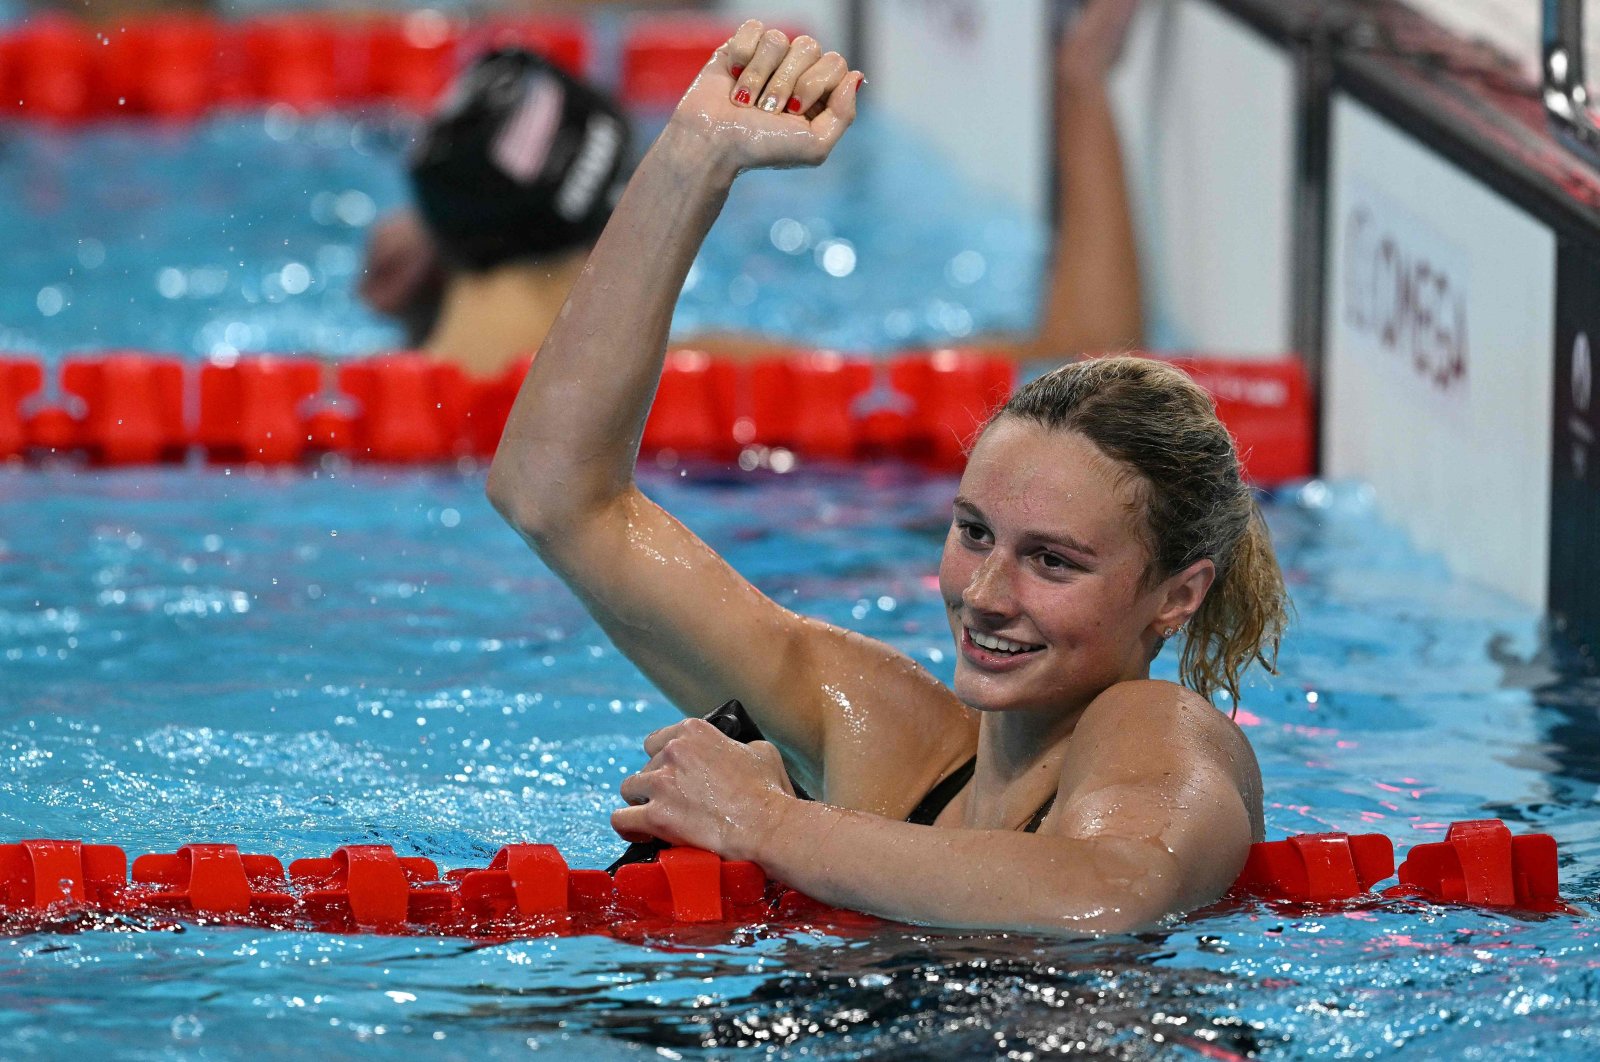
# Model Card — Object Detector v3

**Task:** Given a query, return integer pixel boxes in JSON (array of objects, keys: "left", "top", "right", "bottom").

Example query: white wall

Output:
[
  {"left": 863, "top": 0, "right": 1053, "bottom": 218},
  {"left": 1110, "top": 0, "right": 1297, "bottom": 355},
  {"left": 856, "top": 0, "right": 1298, "bottom": 355},
  {"left": 1324, "top": 94, "right": 1556, "bottom": 607}
]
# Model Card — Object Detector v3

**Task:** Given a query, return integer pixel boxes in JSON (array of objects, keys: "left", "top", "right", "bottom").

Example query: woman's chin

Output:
[{"left": 953, "top": 670, "right": 1025, "bottom": 713}]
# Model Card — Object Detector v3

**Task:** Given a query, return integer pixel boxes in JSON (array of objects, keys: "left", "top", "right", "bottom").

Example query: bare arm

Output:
[
  {"left": 998, "top": 0, "right": 1145, "bottom": 363},
  {"left": 486, "top": 25, "right": 974, "bottom": 807},
  {"left": 616, "top": 681, "right": 1258, "bottom": 933}
]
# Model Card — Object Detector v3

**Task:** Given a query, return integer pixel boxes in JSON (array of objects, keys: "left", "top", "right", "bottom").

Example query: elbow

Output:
[
  {"left": 485, "top": 458, "right": 556, "bottom": 546},
  {"left": 486, "top": 456, "right": 629, "bottom": 557}
]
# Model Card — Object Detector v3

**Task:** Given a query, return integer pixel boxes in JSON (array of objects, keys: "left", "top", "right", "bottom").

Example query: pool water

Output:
[
  {"left": 3, "top": 466, "right": 1600, "bottom": 1059},
  {"left": 0, "top": 108, "right": 1043, "bottom": 366},
  {"left": 4, "top": 97, "right": 1600, "bottom": 1060}
]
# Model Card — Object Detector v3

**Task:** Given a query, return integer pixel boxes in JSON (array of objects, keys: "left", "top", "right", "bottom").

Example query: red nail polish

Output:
[
  {"left": 786, "top": 97, "right": 803, "bottom": 113},
  {"left": 855, "top": 74, "right": 866, "bottom": 92},
  {"left": 735, "top": 87, "right": 752, "bottom": 106},
  {"left": 731, "top": 65, "right": 744, "bottom": 78}
]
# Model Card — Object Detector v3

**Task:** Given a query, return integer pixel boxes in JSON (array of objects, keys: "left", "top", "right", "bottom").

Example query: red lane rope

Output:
[
  {"left": 0, "top": 13, "right": 592, "bottom": 122},
  {"left": 0, "top": 349, "right": 1312, "bottom": 480},
  {"left": 0, "top": 819, "right": 1570, "bottom": 940},
  {"left": 0, "top": 13, "right": 833, "bottom": 122}
]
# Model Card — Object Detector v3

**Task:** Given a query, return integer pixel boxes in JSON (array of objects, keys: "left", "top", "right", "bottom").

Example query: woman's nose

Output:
[{"left": 962, "top": 551, "right": 1015, "bottom": 617}]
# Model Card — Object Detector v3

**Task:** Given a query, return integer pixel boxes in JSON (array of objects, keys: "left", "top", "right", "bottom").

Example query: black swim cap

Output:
[{"left": 409, "top": 48, "right": 631, "bottom": 270}]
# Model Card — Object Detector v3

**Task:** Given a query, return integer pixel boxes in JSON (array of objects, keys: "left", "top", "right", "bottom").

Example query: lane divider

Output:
[
  {"left": 0, "top": 350, "right": 1312, "bottom": 481},
  {"left": 0, "top": 13, "right": 816, "bottom": 123},
  {"left": 0, "top": 819, "right": 1571, "bottom": 939},
  {"left": 0, "top": 13, "right": 592, "bottom": 121}
]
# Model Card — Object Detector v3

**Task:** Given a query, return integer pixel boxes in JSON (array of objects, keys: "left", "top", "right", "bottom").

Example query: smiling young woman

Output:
[{"left": 486, "top": 19, "right": 1289, "bottom": 934}]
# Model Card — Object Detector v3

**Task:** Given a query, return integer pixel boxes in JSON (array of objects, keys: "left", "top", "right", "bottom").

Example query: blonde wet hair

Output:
[{"left": 994, "top": 355, "right": 1290, "bottom": 705}]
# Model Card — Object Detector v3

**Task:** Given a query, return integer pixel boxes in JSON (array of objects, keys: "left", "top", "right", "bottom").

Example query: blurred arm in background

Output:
[{"left": 1014, "top": 0, "right": 1145, "bottom": 362}]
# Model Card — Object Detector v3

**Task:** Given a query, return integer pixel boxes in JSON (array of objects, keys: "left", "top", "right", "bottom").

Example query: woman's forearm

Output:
[
  {"left": 752, "top": 796, "right": 1179, "bottom": 934},
  {"left": 486, "top": 123, "right": 736, "bottom": 532}
]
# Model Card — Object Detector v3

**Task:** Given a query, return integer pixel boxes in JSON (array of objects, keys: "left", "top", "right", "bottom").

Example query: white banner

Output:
[{"left": 1324, "top": 95, "right": 1557, "bottom": 608}]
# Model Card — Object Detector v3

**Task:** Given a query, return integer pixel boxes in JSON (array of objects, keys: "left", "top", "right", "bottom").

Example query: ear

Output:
[{"left": 1150, "top": 558, "right": 1215, "bottom": 637}]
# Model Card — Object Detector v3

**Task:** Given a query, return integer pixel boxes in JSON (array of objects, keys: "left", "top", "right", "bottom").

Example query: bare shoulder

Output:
[
  {"left": 1078, "top": 679, "right": 1255, "bottom": 757},
  {"left": 1062, "top": 679, "right": 1264, "bottom": 834}
]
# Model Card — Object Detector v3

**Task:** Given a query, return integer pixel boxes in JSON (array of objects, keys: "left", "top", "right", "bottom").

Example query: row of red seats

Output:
[
  {"left": 0, "top": 350, "right": 1311, "bottom": 480},
  {"left": 0, "top": 13, "right": 732, "bottom": 122},
  {"left": 0, "top": 818, "right": 1568, "bottom": 941},
  {"left": 0, "top": 839, "right": 868, "bottom": 938},
  {"left": 0, "top": 350, "right": 1016, "bottom": 471}
]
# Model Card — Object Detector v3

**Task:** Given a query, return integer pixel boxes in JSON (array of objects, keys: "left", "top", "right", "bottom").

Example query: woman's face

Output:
[{"left": 937, "top": 417, "right": 1169, "bottom": 716}]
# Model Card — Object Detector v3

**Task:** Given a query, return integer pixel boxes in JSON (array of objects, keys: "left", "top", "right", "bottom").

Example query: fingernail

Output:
[
  {"left": 760, "top": 95, "right": 780, "bottom": 113},
  {"left": 734, "top": 87, "right": 752, "bottom": 106},
  {"left": 856, "top": 74, "right": 867, "bottom": 92},
  {"left": 731, "top": 65, "right": 744, "bottom": 78},
  {"left": 786, "top": 97, "right": 803, "bottom": 113}
]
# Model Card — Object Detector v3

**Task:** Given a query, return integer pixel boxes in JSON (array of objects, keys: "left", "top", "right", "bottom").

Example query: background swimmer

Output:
[
  {"left": 487, "top": 18, "right": 1287, "bottom": 934},
  {"left": 363, "top": 0, "right": 1146, "bottom": 377},
  {"left": 362, "top": 47, "right": 632, "bottom": 379}
]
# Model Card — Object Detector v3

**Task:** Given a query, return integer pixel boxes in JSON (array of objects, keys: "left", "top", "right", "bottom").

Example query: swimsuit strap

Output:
[
  {"left": 904, "top": 756, "right": 977, "bottom": 826},
  {"left": 1024, "top": 794, "right": 1057, "bottom": 834},
  {"left": 903, "top": 756, "right": 1059, "bottom": 832}
]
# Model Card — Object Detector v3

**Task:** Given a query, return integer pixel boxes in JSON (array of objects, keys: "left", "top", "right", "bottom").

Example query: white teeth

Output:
[{"left": 970, "top": 630, "right": 1032, "bottom": 654}]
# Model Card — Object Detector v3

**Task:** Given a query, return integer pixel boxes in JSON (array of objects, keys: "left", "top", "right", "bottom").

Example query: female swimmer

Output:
[{"left": 486, "top": 20, "right": 1288, "bottom": 934}]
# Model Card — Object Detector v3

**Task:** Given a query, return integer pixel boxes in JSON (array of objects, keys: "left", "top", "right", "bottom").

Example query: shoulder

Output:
[
  {"left": 1077, "top": 679, "right": 1248, "bottom": 751},
  {"left": 1061, "top": 679, "right": 1261, "bottom": 809},
  {"left": 1047, "top": 679, "right": 1265, "bottom": 911}
]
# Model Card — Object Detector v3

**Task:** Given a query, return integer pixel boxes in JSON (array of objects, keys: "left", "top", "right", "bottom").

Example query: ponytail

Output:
[{"left": 1179, "top": 505, "right": 1289, "bottom": 708}]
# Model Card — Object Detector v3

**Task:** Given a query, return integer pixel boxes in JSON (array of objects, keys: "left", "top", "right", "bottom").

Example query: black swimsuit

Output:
[{"left": 904, "top": 756, "right": 1056, "bottom": 832}]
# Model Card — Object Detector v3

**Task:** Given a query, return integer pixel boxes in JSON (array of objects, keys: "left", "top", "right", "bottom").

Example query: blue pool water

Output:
[
  {"left": 4, "top": 99, "right": 1600, "bottom": 1060},
  {"left": 0, "top": 108, "right": 1043, "bottom": 365},
  {"left": 4, "top": 466, "right": 1600, "bottom": 1059}
]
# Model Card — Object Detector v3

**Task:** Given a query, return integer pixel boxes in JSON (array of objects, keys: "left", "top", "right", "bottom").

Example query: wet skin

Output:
[{"left": 940, "top": 417, "right": 1183, "bottom": 721}]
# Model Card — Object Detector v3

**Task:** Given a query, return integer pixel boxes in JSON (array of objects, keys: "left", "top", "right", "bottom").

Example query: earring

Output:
[{"left": 1162, "top": 627, "right": 1175, "bottom": 638}]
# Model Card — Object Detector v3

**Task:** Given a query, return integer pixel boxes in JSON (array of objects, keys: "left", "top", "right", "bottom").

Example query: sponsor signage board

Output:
[{"left": 1325, "top": 95, "right": 1556, "bottom": 608}]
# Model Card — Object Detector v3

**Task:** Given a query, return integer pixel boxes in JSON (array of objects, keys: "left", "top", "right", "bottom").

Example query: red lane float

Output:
[
  {"left": 1232, "top": 832, "right": 1395, "bottom": 903},
  {"left": 0, "top": 839, "right": 127, "bottom": 910},
  {"left": 466, "top": 18, "right": 589, "bottom": 79},
  {"left": 364, "top": 14, "right": 462, "bottom": 112},
  {"left": 131, "top": 843, "right": 295, "bottom": 919},
  {"left": 0, "top": 820, "right": 1571, "bottom": 940},
  {"left": 641, "top": 350, "right": 741, "bottom": 459},
  {"left": 621, "top": 17, "right": 738, "bottom": 109},
  {"left": 0, "top": 358, "right": 43, "bottom": 460},
  {"left": 749, "top": 352, "right": 875, "bottom": 460},
  {"left": 198, "top": 357, "right": 322, "bottom": 465},
  {"left": 102, "top": 17, "right": 227, "bottom": 120},
  {"left": 0, "top": 13, "right": 593, "bottom": 121},
  {"left": 0, "top": 350, "right": 1312, "bottom": 479},
  {"left": 8, "top": 17, "right": 99, "bottom": 123},
  {"left": 1384, "top": 818, "right": 1569, "bottom": 912},
  {"left": 62, "top": 354, "right": 188, "bottom": 465}
]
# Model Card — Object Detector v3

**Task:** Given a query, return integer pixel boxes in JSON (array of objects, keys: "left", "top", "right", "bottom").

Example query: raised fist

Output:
[{"left": 669, "top": 20, "right": 863, "bottom": 175}]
